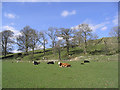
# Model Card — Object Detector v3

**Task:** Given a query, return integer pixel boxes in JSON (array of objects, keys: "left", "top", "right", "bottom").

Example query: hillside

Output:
[{"left": 1, "top": 37, "right": 118, "bottom": 61}]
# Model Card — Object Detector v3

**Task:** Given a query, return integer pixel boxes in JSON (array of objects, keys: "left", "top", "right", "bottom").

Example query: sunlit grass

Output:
[{"left": 2, "top": 58, "right": 118, "bottom": 88}]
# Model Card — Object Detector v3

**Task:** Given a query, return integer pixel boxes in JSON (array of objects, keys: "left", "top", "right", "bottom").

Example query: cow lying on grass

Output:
[
  {"left": 47, "top": 61, "right": 55, "bottom": 64},
  {"left": 33, "top": 61, "right": 40, "bottom": 65},
  {"left": 84, "top": 60, "right": 90, "bottom": 63},
  {"left": 81, "top": 62, "right": 84, "bottom": 65},
  {"left": 58, "top": 62, "right": 71, "bottom": 67},
  {"left": 80, "top": 60, "right": 90, "bottom": 65}
]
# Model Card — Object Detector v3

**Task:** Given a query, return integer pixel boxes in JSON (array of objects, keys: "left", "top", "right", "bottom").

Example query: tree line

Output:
[{"left": 0, "top": 24, "right": 119, "bottom": 60}]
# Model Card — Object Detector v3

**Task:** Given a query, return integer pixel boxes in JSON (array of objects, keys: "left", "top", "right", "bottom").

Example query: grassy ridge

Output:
[{"left": 1, "top": 37, "right": 118, "bottom": 61}]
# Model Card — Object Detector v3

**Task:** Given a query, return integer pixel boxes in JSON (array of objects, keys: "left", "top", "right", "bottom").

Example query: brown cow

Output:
[{"left": 58, "top": 62, "right": 71, "bottom": 67}]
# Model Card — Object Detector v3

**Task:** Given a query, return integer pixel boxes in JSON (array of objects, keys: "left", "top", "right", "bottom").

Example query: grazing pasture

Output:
[{"left": 2, "top": 57, "right": 118, "bottom": 88}]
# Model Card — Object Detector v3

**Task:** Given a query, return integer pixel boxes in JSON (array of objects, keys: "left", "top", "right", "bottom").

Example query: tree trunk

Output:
[
  {"left": 4, "top": 39, "right": 7, "bottom": 57},
  {"left": 31, "top": 48, "right": 34, "bottom": 60},
  {"left": 84, "top": 33, "right": 87, "bottom": 54},
  {"left": 25, "top": 36, "right": 28, "bottom": 54},
  {"left": 58, "top": 48, "right": 61, "bottom": 60},
  {"left": 25, "top": 46, "right": 28, "bottom": 54},
  {"left": 52, "top": 41, "right": 55, "bottom": 55},
  {"left": 78, "top": 39, "right": 81, "bottom": 47},
  {"left": 66, "top": 39, "right": 69, "bottom": 55},
  {"left": 43, "top": 40, "right": 45, "bottom": 55},
  {"left": 4, "top": 43, "right": 7, "bottom": 57},
  {"left": 32, "top": 47, "right": 34, "bottom": 54},
  {"left": 52, "top": 41, "right": 55, "bottom": 48}
]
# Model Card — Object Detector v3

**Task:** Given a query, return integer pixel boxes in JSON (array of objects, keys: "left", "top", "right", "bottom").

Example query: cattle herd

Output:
[
  {"left": 32, "top": 60, "right": 72, "bottom": 67},
  {"left": 12, "top": 59, "right": 90, "bottom": 67},
  {"left": 32, "top": 60, "right": 90, "bottom": 67}
]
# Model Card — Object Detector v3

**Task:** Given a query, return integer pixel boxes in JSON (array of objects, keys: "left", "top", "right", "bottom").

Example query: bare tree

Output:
[
  {"left": 108, "top": 26, "right": 119, "bottom": 53},
  {"left": 88, "top": 33, "right": 99, "bottom": 46},
  {"left": 78, "top": 24, "right": 92, "bottom": 54},
  {"left": 1, "top": 30, "right": 14, "bottom": 57},
  {"left": 54, "top": 40, "right": 62, "bottom": 60},
  {"left": 109, "top": 26, "right": 119, "bottom": 37},
  {"left": 73, "top": 30, "right": 83, "bottom": 47},
  {"left": 38, "top": 31, "right": 48, "bottom": 55},
  {"left": 29, "top": 29, "right": 38, "bottom": 54},
  {"left": 46, "top": 27, "right": 57, "bottom": 54},
  {"left": 69, "top": 36, "right": 77, "bottom": 48},
  {"left": 56, "top": 28, "right": 72, "bottom": 55},
  {"left": 16, "top": 26, "right": 32, "bottom": 54},
  {"left": 89, "top": 33, "right": 98, "bottom": 40}
]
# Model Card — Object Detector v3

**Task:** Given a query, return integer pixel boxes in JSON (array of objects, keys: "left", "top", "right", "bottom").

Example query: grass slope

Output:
[
  {"left": 2, "top": 59, "right": 118, "bottom": 88},
  {"left": 2, "top": 37, "right": 118, "bottom": 88},
  {"left": 2, "top": 37, "right": 118, "bottom": 61}
]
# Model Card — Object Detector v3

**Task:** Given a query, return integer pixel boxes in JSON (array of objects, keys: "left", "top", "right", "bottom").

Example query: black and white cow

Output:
[
  {"left": 33, "top": 61, "right": 40, "bottom": 65},
  {"left": 47, "top": 61, "right": 55, "bottom": 64}
]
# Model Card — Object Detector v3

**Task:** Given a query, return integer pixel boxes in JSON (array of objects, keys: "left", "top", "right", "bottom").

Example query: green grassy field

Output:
[{"left": 2, "top": 56, "right": 118, "bottom": 88}]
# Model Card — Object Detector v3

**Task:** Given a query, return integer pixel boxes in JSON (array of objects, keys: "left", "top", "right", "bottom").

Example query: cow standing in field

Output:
[{"left": 58, "top": 62, "right": 71, "bottom": 67}]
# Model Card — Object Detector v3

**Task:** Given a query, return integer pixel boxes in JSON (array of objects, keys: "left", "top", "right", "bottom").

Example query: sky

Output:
[{"left": 1, "top": 2, "right": 118, "bottom": 53}]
